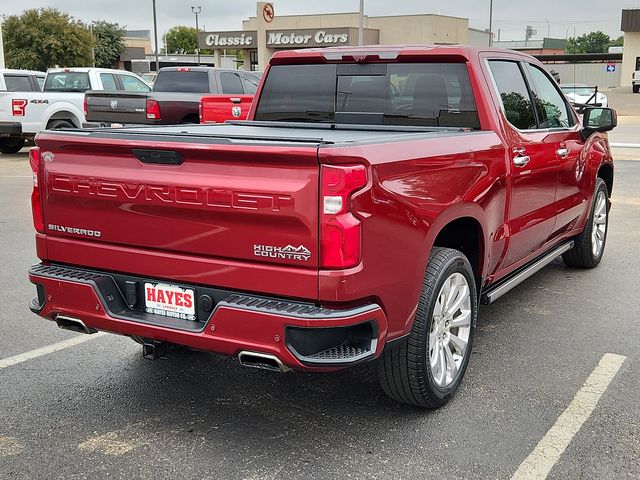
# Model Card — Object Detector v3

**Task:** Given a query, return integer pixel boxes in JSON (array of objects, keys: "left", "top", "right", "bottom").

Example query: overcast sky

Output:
[{"left": 1, "top": 0, "right": 629, "bottom": 43}]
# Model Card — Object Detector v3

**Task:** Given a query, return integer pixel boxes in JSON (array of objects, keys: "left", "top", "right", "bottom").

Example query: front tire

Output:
[
  {"left": 563, "top": 178, "right": 609, "bottom": 268},
  {"left": 377, "top": 247, "right": 477, "bottom": 408},
  {"left": 633, "top": 84, "right": 640, "bottom": 94},
  {"left": 0, "top": 137, "right": 26, "bottom": 154}
]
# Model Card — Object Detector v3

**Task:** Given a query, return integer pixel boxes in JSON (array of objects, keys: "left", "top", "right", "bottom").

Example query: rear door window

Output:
[
  {"left": 487, "top": 60, "right": 537, "bottom": 130},
  {"left": 241, "top": 74, "right": 260, "bottom": 94},
  {"left": 220, "top": 72, "right": 245, "bottom": 94},
  {"left": 118, "top": 75, "right": 151, "bottom": 92},
  {"left": 36, "top": 76, "right": 45, "bottom": 90},
  {"left": 4, "top": 75, "right": 34, "bottom": 92},
  {"left": 100, "top": 73, "right": 118, "bottom": 91},
  {"left": 153, "top": 71, "right": 210, "bottom": 93}
]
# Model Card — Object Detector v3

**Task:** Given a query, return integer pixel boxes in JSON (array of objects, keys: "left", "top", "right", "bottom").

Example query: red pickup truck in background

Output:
[{"left": 28, "top": 46, "right": 616, "bottom": 408}]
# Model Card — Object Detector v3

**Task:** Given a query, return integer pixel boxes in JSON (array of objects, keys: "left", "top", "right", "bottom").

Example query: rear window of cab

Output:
[{"left": 254, "top": 63, "right": 480, "bottom": 129}]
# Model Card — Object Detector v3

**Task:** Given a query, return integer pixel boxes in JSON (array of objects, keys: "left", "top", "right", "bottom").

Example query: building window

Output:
[{"left": 250, "top": 51, "right": 259, "bottom": 71}]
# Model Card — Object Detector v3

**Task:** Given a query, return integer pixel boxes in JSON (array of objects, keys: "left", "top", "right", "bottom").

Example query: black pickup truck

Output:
[{"left": 85, "top": 66, "right": 261, "bottom": 125}]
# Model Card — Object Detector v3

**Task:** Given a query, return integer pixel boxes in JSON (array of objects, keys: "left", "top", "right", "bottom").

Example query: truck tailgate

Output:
[
  {"left": 201, "top": 95, "right": 253, "bottom": 123},
  {"left": 36, "top": 129, "right": 320, "bottom": 273},
  {"left": 85, "top": 91, "right": 149, "bottom": 124}
]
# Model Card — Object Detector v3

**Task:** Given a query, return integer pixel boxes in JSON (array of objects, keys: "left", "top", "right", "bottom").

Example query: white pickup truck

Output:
[
  {"left": 0, "top": 67, "right": 150, "bottom": 153},
  {"left": 0, "top": 69, "right": 45, "bottom": 93}
]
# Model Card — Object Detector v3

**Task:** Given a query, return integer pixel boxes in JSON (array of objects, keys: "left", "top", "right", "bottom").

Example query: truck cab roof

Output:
[{"left": 269, "top": 44, "right": 536, "bottom": 64}]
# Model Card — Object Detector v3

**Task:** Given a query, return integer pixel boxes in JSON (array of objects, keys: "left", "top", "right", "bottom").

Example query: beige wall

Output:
[
  {"left": 622, "top": 32, "right": 640, "bottom": 87},
  {"left": 236, "top": 5, "right": 477, "bottom": 70},
  {"left": 124, "top": 37, "right": 152, "bottom": 55},
  {"left": 367, "top": 15, "right": 468, "bottom": 45}
]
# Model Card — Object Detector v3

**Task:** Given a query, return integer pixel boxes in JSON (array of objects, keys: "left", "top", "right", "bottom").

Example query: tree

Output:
[
  {"left": 92, "top": 21, "right": 126, "bottom": 69},
  {"left": 164, "top": 26, "right": 197, "bottom": 54},
  {"left": 609, "top": 35, "right": 624, "bottom": 48},
  {"left": 3, "top": 8, "right": 94, "bottom": 70},
  {"left": 566, "top": 31, "right": 612, "bottom": 54}
]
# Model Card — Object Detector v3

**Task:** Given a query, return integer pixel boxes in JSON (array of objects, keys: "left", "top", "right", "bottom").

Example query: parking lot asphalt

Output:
[{"left": 1, "top": 148, "right": 639, "bottom": 480}]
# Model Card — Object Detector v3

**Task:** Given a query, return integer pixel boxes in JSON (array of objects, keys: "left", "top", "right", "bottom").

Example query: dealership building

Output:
[
  {"left": 198, "top": 2, "right": 490, "bottom": 71},
  {"left": 622, "top": 9, "right": 640, "bottom": 87}
]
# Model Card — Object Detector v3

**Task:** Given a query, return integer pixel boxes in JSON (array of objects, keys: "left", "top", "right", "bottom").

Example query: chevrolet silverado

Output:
[{"left": 28, "top": 46, "right": 616, "bottom": 408}]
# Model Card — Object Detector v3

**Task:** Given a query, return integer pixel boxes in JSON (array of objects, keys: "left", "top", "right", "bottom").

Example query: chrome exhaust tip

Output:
[
  {"left": 238, "top": 351, "right": 290, "bottom": 373},
  {"left": 55, "top": 315, "right": 98, "bottom": 335}
]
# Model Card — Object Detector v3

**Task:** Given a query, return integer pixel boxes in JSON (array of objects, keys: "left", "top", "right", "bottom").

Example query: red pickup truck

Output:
[{"left": 28, "top": 46, "right": 616, "bottom": 408}]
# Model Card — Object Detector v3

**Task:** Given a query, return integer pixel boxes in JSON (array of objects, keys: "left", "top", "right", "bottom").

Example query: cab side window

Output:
[
  {"left": 488, "top": 60, "right": 537, "bottom": 130},
  {"left": 524, "top": 64, "right": 575, "bottom": 128}
]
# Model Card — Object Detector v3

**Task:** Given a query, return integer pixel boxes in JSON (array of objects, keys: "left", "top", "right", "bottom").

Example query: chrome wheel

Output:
[
  {"left": 429, "top": 272, "right": 472, "bottom": 388},
  {"left": 592, "top": 190, "right": 607, "bottom": 258}
]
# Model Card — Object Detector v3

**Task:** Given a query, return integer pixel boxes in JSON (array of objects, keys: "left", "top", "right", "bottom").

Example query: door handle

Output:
[
  {"left": 513, "top": 154, "right": 530, "bottom": 167},
  {"left": 556, "top": 147, "right": 569, "bottom": 158}
]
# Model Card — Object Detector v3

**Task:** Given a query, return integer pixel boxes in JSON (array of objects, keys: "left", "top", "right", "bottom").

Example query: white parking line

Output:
[
  {"left": 610, "top": 143, "right": 640, "bottom": 148},
  {"left": 511, "top": 353, "right": 627, "bottom": 480},
  {"left": 0, "top": 333, "right": 106, "bottom": 369}
]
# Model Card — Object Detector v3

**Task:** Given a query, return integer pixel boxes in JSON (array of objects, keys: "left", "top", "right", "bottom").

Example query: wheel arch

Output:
[
  {"left": 597, "top": 161, "right": 613, "bottom": 197},
  {"left": 425, "top": 204, "right": 488, "bottom": 287},
  {"left": 180, "top": 113, "right": 200, "bottom": 124},
  {"left": 46, "top": 110, "right": 82, "bottom": 129}
]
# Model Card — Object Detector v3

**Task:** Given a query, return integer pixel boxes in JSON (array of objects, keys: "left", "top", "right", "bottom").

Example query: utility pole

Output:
[
  {"left": 192, "top": 6, "right": 201, "bottom": 65},
  {"left": 0, "top": 15, "right": 5, "bottom": 69},
  {"left": 152, "top": 0, "right": 159, "bottom": 72},
  {"left": 90, "top": 22, "right": 96, "bottom": 67},
  {"left": 358, "top": 0, "right": 364, "bottom": 46},
  {"left": 488, "top": 0, "right": 493, "bottom": 47},
  {"left": 545, "top": 19, "right": 550, "bottom": 38}
]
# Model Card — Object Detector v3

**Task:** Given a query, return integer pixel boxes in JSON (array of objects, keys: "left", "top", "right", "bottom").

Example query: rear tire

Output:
[
  {"left": 0, "top": 137, "right": 26, "bottom": 154},
  {"left": 377, "top": 247, "right": 477, "bottom": 408},
  {"left": 47, "top": 119, "right": 75, "bottom": 130},
  {"left": 633, "top": 84, "right": 640, "bottom": 94},
  {"left": 563, "top": 178, "right": 609, "bottom": 268}
]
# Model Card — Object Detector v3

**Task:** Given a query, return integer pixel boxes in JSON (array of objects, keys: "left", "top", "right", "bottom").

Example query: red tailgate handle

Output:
[{"left": 230, "top": 97, "right": 242, "bottom": 104}]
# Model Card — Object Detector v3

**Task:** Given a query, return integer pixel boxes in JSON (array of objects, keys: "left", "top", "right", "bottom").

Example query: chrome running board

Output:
[{"left": 481, "top": 242, "right": 574, "bottom": 304}]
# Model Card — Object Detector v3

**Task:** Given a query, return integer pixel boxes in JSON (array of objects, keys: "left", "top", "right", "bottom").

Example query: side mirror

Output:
[{"left": 582, "top": 107, "right": 617, "bottom": 138}]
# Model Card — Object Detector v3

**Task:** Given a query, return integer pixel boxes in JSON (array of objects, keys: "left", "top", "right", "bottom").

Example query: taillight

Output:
[
  {"left": 199, "top": 99, "right": 203, "bottom": 123},
  {"left": 12, "top": 99, "right": 27, "bottom": 116},
  {"left": 146, "top": 99, "right": 161, "bottom": 120},
  {"left": 320, "top": 164, "right": 367, "bottom": 269},
  {"left": 29, "top": 147, "right": 44, "bottom": 233},
  {"left": 83, "top": 94, "right": 88, "bottom": 116},
  {"left": 177, "top": 67, "right": 190, "bottom": 72}
]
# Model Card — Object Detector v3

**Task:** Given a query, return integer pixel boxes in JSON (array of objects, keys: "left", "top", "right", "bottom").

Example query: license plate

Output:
[
  {"left": 144, "top": 282, "right": 196, "bottom": 321},
  {"left": 110, "top": 123, "right": 124, "bottom": 128}
]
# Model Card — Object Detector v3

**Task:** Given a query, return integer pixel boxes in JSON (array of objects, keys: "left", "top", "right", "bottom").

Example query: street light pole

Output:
[
  {"left": 358, "top": 0, "right": 364, "bottom": 46},
  {"left": 192, "top": 6, "right": 201, "bottom": 66},
  {"left": 545, "top": 19, "right": 550, "bottom": 38},
  {"left": 152, "top": 0, "right": 159, "bottom": 72},
  {"left": 488, "top": 0, "right": 493, "bottom": 47}
]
